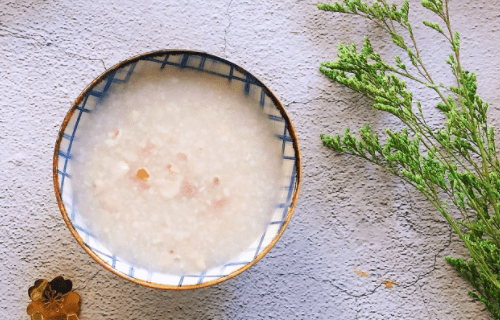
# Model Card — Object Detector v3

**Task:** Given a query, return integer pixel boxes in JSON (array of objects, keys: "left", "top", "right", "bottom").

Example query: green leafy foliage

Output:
[{"left": 317, "top": 0, "right": 500, "bottom": 317}]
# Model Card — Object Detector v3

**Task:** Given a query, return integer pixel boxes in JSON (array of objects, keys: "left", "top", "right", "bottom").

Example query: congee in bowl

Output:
[{"left": 54, "top": 50, "right": 300, "bottom": 289}]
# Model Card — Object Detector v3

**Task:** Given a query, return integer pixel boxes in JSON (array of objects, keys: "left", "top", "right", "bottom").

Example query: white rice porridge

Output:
[{"left": 71, "top": 62, "right": 283, "bottom": 274}]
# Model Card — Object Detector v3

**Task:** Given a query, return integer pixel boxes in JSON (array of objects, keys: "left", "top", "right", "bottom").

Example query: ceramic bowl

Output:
[{"left": 53, "top": 50, "right": 301, "bottom": 290}]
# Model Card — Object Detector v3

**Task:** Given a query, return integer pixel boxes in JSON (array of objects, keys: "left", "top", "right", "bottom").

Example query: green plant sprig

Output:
[{"left": 317, "top": 0, "right": 500, "bottom": 317}]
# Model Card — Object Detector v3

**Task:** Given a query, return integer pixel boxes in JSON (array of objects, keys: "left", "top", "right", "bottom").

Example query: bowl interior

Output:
[{"left": 54, "top": 51, "right": 300, "bottom": 289}]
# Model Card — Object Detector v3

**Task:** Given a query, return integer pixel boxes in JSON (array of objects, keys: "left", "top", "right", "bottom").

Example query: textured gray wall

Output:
[{"left": 1, "top": 0, "right": 499, "bottom": 319}]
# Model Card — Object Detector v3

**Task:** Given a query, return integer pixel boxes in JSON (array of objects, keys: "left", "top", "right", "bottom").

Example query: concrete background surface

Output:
[{"left": 1, "top": 0, "right": 500, "bottom": 319}]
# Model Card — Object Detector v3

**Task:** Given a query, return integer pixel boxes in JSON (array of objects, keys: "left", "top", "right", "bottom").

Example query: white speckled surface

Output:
[{"left": 1, "top": 0, "right": 499, "bottom": 319}]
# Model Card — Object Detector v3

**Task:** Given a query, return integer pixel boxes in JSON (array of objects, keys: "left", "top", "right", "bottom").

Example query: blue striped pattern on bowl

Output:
[{"left": 54, "top": 50, "right": 300, "bottom": 289}]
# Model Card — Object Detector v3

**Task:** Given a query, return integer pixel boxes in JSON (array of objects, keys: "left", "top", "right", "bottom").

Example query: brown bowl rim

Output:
[{"left": 53, "top": 49, "right": 302, "bottom": 290}]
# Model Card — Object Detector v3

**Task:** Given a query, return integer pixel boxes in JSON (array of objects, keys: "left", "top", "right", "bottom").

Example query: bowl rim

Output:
[{"left": 53, "top": 49, "right": 302, "bottom": 290}]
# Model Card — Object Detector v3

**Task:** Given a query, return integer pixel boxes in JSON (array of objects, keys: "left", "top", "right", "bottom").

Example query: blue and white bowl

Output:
[{"left": 53, "top": 50, "right": 301, "bottom": 289}]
